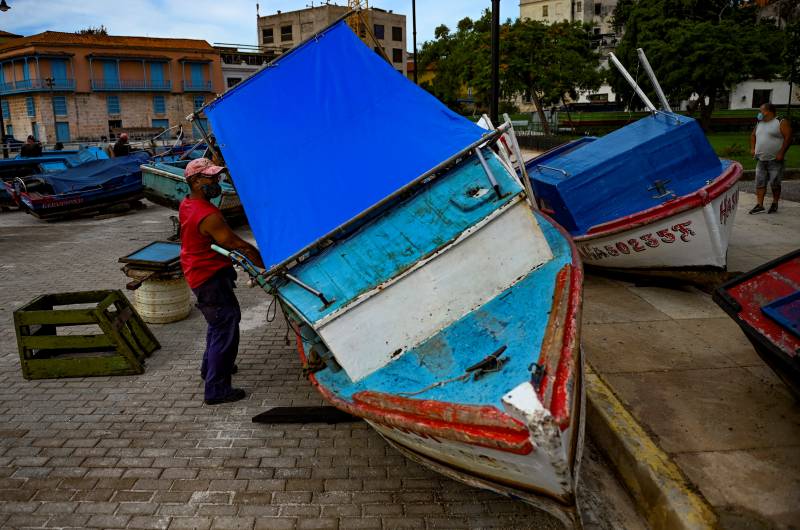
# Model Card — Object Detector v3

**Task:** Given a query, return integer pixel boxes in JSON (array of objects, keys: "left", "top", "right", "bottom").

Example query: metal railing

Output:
[
  {"left": 90, "top": 79, "right": 172, "bottom": 91},
  {"left": 0, "top": 78, "right": 76, "bottom": 94},
  {"left": 182, "top": 80, "right": 213, "bottom": 92}
]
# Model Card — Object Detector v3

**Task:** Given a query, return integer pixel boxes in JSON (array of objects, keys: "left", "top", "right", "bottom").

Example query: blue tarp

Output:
[
  {"left": 205, "top": 20, "right": 486, "bottom": 269},
  {"left": 526, "top": 114, "right": 726, "bottom": 235},
  {"left": 41, "top": 152, "right": 149, "bottom": 194}
]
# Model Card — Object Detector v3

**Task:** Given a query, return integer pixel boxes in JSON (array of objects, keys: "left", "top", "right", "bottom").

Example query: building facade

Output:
[
  {"left": 520, "top": 1, "right": 619, "bottom": 49},
  {"left": 0, "top": 31, "right": 223, "bottom": 143},
  {"left": 257, "top": 4, "right": 407, "bottom": 75},
  {"left": 216, "top": 46, "right": 276, "bottom": 91}
]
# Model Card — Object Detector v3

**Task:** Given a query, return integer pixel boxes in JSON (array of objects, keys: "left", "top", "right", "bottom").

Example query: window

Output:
[
  {"left": 595, "top": 2, "right": 601, "bottom": 15},
  {"left": 226, "top": 77, "right": 241, "bottom": 88},
  {"left": 281, "top": 25, "right": 293, "bottom": 42},
  {"left": 25, "top": 97, "right": 35, "bottom": 117},
  {"left": 555, "top": 4, "right": 563, "bottom": 16},
  {"left": 6, "top": 124, "right": 13, "bottom": 137},
  {"left": 392, "top": 48, "right": 403, "bottom": 63},
  {"left": 262, "top": 27, "right": 274, "bottom": 44},
  {"left": 374, "top": 24, "right": 385, "bottom": 40},
  {"left": 577, "top": 2, "right": 582, "bottom": 12},
  {"left": 153, "top": 95, "right": 166, "bottom": 114},
  {"left": 152, "top": 118, "right": 169, "bottom": 131},
  {"left": 31, "top": 122, "right": 38, "bottom": 141},
  {"left": 106, "top": 95, "right": 120, "bottom": 115},
  {"left": 594, "top": 27, "right": 601, "bottom": 35},
  {"left": 752, "top": 89, "right": 772, "bottom": 108},
  {"left": 108, "top": 119, "right": 122, "bottom": 139},
  {"left": 193, "top": 95, "right": 205, "bottom": 111},
  {"left": 150, "top": 63, "right": 165, "bottom": 89},
  {"left": 392, "top": 26, "right": 402, "bottom": 41},
  {"left": 52, "top": 96, "right": 67, "bottom": 117},
  {"left": 542, "top": 5, "right": 549, "bottom": 17},
  {"left": 1, "top": 100, "right": 8, "bottom": 120}
]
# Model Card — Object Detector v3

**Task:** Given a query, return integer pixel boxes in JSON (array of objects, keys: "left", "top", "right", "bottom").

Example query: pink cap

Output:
[
  {"left": 185, "top": 157, "right": 225, "bottom": 179},
  {"left": 120, "top": 133, "right": 128, "bottom": 140}
]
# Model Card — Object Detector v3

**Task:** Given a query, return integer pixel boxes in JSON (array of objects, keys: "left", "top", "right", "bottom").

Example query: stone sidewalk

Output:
[
  {"left": 0, "top": 204, "right": 644, "bottom": 530},
  {"left": 583, "top": 192, "right": 800, "bottom": 529}
]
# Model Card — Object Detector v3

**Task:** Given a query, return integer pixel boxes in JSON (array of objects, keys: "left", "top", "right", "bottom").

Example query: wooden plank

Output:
[
  {"left": 251, "top": 406, "right": 360, "bottom": 425},
  {"left": 22, "top": 355, "right": 142, "bottom": 380},
  {"left": 21, "top": 334, "right": 114, "bottom": 350},
  {"left": 15, "top": 309, "right": 97, "bottom": 326},
  {"left": 48, "top": 291, "right": 112, "bottom": 306}
]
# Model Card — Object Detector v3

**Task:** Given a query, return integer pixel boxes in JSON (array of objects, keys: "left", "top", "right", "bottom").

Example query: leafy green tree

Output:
[{"left": 613, "top": 0, "right": 786, "bottom": 130}]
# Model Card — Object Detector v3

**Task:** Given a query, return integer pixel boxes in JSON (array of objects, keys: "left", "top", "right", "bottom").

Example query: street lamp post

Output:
[
  {"left": 412, "top": 0, "right": 417, "bottom": 84},
  {"left": 45, "top": 77, "right": 55, "bottom": 146},
  {"left": 490, "top": 0, "right": 500, "bottom": 124},
  {"left": 0, "top": 0, "right": 10, "bottom": 158}
]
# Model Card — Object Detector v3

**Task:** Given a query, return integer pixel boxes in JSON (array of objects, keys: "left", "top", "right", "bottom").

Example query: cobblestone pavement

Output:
[{"left": 0, "top": 202, "right": 644, "bottom": 530}]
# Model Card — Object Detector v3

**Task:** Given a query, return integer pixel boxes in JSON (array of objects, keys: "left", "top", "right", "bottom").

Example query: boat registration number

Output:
[{"left": 578, "top": 221, "right": 695, "bottom": 261}]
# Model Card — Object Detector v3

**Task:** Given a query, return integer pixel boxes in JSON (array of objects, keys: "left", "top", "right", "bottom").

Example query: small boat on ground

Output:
[
  {"left": 5, "top": 152, "right": 149, "bottom": 220},
  {"left": 204, "top": 18, "right": 585, "bottom": 525},
  {"left": 522, "top": 52, "right": 742, "bottom": 272},
  {"left": 0, "top": 147, "right": 108, "bottom": 207},
  {"left": 140, "top": 158, "right": 243, "bottom": 222},
  {"left": 713, "top": 249, "right": 800, "bottom": 400}
]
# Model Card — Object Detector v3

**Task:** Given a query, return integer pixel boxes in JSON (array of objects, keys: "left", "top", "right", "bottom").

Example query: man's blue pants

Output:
[{"left": 192, "top": 267, "right": 241, "bottom": 401}]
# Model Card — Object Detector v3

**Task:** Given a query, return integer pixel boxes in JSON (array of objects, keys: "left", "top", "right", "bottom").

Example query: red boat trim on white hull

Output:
[{"left": 574, "top": 163, "right": 742, "bottom": 270}]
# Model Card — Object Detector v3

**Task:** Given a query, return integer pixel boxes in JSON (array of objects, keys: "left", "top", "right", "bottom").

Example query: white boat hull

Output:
[{"left": 575, "top": 183, "right": 740, "bottom": 270}]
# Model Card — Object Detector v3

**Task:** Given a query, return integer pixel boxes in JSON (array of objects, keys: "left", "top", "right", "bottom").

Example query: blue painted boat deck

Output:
[
  {"left": 308, "top": 213, "right": 571, "bottom": 410},
  {"left": 525, "top": 114, "right": 730, "bottom": 236}
]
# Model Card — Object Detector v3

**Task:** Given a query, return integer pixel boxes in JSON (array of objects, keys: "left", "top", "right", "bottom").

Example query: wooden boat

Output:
[
  {"left": 203, "top": 19, "right": 585, "bottom": 525},
  {"left": 523, "top": 117, "right": 742, "bottom": 271},
  {"left": 5, "top": 152, "right": 149, "bottom": 220},
  {"left": 140, "top": 159, "right": 243, "bottom": 221},
  {"left": 0, "top": 147, "right": 108, "bottom": 207},
  {"left": 713, "top": 249, "right": 800, "bottom": 400}
]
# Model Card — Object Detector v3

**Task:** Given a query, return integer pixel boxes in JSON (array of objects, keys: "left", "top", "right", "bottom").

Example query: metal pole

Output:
[
  {"left": 474, "top": 147, "right": 501, "bottom": 199},
  {"left": 608, "top": 52, "right": 657, "bottom": 112},
  {"left": 490, "top": 0, "right": 500, "bottom": 125},
  {"left": 0, "top": 92, "right": 7, "bottom": 158},
  {"left": 502, "top": 113, "right": 538, "bottom": 210},
  {"left": 412, "top": 0, "right": 418, "bottom": 84},
  {"left": 636, "top": 48, "right": 672, "bottom": 112}
]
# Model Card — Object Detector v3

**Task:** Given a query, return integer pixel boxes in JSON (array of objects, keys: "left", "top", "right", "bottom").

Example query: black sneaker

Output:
[
  {"left": 768, "top": 203, "right": 778, "bottom": 214},
  {"left": 749, "top": 205, "right": 765, "bottom": 214},
  {"left": 204, "top": 388, "right": 246, "bottom": 405}
]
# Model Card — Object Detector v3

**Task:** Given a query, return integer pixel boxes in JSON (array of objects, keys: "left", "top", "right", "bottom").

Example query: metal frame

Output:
[{"left": 636, "top": 48, "right": 672, "bottom": 112}]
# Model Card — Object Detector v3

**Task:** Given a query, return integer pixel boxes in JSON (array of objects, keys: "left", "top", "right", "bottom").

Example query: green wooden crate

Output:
[{"left": 13, "top": 290, "right": 161, "bottom": 380}]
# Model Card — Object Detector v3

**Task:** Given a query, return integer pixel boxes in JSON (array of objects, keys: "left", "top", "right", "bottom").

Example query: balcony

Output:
[
  {"left": 0, "top": 78, "right": 76, "bottom": 95},
  {"left": 182, "top": 80, "right": 213, "bottom": 92},
  {"left": 91, "top": 79, "right": 172, "bottom": 91}
]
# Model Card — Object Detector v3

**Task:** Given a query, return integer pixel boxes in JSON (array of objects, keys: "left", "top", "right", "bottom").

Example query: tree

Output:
[
  {"left": 612, "top": 0, "right": 786, "bottom": 130},
  {"left": 78, "top": 25, "right": 109, "bottom": 36}
]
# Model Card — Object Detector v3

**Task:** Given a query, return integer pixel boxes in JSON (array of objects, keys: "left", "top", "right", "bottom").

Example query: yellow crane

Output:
[{"left": 347, "top": 0, "right": 370, "bottom": 39}]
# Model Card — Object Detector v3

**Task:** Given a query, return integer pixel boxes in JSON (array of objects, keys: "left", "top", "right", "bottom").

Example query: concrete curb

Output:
[{"left": 585, "top": 365, "right": 718, "bottom": 530}]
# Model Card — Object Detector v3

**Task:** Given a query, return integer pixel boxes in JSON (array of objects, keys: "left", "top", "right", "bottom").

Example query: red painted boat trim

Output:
[
  {"left": 292, "top": 212, "right": 583, "bottom": 453},
  {"left": 577, "top": 162, "right": 742, "bottom": 240}
]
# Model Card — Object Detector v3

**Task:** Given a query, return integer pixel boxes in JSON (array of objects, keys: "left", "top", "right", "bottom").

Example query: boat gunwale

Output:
[{"left": 577, "top": 161, "right": 742, "bottom": 240}]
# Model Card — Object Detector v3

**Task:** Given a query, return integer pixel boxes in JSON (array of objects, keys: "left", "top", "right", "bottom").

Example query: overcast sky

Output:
[{"left": 1, "top": 0, "right": 518, "bottom": 49}]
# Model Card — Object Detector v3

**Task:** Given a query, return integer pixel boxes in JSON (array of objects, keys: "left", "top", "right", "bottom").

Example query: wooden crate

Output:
[{"left": 13, "top": 290, "right": 160, "bottom": 380}]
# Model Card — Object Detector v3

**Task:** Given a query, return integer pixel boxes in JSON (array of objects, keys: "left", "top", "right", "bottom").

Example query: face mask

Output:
[
  {"left": 757, "top": 112, "right": 764, "bottom": 121},
  {"left": 201, "top": 182, "right": 222, "bottom": 199}
]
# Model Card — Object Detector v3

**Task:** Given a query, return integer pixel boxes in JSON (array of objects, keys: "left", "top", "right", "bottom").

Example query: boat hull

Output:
[
  {"left": 11, "top": 181, "right": 144, "bottom": 220},
  {"left": 574, "top": 168, "right": 741, "bottom": 270},
  {"left": 713, "top": 249, "right": 800, "bottom": 400}
]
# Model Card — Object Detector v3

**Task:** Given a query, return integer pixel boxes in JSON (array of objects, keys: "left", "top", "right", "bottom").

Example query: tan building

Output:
[
  {"left": 0, "top": 31, "right": 224, "bottom": 143},
  {"left": 257, "top": 4, "right": 407, "bottom": 75},
  {"left": 520, "top": 1, "right": 618, "bottom": 44}
]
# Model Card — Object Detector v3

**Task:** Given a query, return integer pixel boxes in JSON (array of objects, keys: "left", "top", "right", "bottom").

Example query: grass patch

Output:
[{"left": 706, "top": 131, "right": 800, "bottom": 170}]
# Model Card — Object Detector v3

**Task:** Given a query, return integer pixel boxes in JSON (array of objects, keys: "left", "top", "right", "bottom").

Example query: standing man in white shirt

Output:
[{"left": 750, "top": 102, "right": 792, "bottom": 214}]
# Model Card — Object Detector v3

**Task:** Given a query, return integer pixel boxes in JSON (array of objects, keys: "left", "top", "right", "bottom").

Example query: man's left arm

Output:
[{"left": 778, "top": 119, "right": 792, "bottom": 161}]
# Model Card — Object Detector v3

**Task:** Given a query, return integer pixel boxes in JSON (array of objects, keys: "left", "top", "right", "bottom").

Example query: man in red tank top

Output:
[{"left": 180, "top": 158, "right": 264, "bottom": 405}]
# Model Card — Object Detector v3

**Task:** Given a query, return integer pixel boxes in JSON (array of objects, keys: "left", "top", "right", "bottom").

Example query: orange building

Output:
[{"left": 0, "top": 31, "right": 223, "bottom": 143}]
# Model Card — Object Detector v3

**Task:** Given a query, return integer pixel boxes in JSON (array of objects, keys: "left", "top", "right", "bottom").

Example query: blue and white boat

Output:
[
  {"left": 522, "top": 53, "right": 742, "bottom": 272},
  {"left": 205, "top": 19, "right": 584, "bottom": 523}
]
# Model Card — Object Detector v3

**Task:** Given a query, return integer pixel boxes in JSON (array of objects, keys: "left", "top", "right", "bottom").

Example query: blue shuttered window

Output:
[
  {"left": 153, "top": 95, "right": 166, "bottom": 114},
  {"left": 51, "top": 59, "right": 67, "bottom": 81},
  {"left": 103, "top": 61, "right": 119, "bottom": 89},
  {"left": 107, "top": 95, "right": 120, "bottom": 115},
  {"left": 193, "top": 96, "right": 204, "bottom": 111},
  {"left": 31, "top": 122, "right": 39, "bottom": 141},
  {"left": 55, "top": 122, "right": 70, "bottom": 142},
  {"left": 52, "top": 96, "right": 67, "bottom": 117},
  {"left": 152, "top": 118, "right": 169, "bottom": 130},
  {"left": 150, "top": 63, "right": 165, "bottom": 88},
  {"left": 1, "top": 100, "right": 9, "bottom": 119},
  {"left": 190, "top": 63, "right": 203, "bottom": 86},
  {"left": 6, "top": 125, "right": 13, "bottom": 137},
  {"left": 25, "top": 96, "right": 35, "bottom": 117}
]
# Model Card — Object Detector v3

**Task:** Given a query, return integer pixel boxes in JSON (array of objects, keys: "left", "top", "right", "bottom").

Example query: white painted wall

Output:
[{"left": 728, "top": 79, "right": 800, "bottom": 110}]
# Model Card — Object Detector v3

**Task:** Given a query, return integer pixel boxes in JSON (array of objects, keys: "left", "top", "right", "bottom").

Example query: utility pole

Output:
[
  {"left": 45, "top": 77, "right": 55, "bottom": 146},
  {"left": 412, "top": 0, "right": 417, "bottom": 84},
  {"left": 490, "top": 0, "right": 500, "bottom": 124}
]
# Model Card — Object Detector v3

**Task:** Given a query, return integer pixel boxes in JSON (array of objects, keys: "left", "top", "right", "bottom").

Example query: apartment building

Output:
[
  {"left": 520, "top": 0, "right": 619, "bottom": 46},
  {"left": 257, "top": 4, "right": 408, "bottom": 75},
  {"left": 0, "top": 31, "right": 223, "bottom": 143}
]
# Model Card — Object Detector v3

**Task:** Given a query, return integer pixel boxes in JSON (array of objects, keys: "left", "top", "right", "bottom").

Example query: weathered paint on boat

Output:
[
  {"left": 140, "top": 160, "right": 242, "bottom": 218},
  {"left": 714, "top": 249, "right": 800, "bottom": 400}
]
